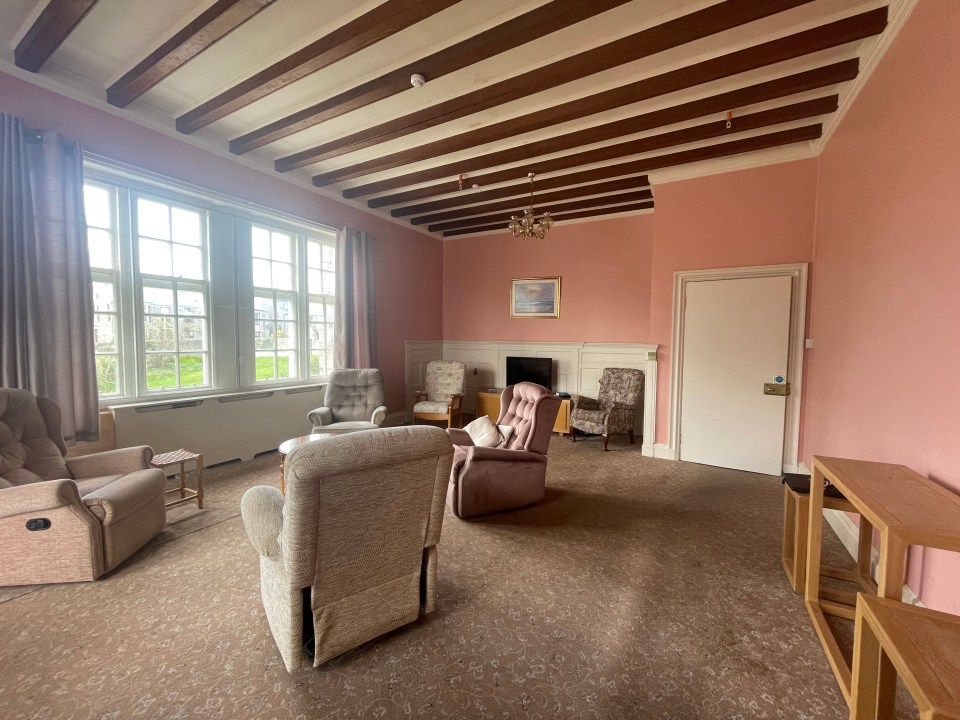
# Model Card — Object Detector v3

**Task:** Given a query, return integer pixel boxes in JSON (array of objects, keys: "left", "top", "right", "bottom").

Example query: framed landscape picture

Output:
[{"left": 510, "top": 277, "right": 561, "bottom": 318}]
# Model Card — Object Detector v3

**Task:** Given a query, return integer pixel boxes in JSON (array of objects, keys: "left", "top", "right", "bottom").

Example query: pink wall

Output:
[
  {"left": 0, "top": 72, "right": 443, "bottom": 411},
  {"left": 443, "top": 214, "right": 653, "bottom": 341},
  {"left": 649, "top": 160, "right": 819, "bottom": 443},
  {"left": 802, "top": 0, "right": 960, "bottom": 613}
]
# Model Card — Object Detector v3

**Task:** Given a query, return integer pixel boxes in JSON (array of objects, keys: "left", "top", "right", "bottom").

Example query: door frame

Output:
[{"left": 667, "top": 263, "right": 808, "bottom": 473}]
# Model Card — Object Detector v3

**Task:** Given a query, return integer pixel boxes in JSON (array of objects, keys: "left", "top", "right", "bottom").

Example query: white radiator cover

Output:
[{"left": 110, "top": 386, "right": 326, "bottom": 467}]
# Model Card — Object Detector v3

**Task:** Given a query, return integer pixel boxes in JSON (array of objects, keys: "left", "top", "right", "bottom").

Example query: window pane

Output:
[
  {"left": 252, "top": 227, "right": 270, "bottom": 258},
  {"left": 144, "top": 315, "right": 175, "bottom": 351},
  {"left": 322, "top": 244, "right": 335, "bottom": 271},
  {"left": 277, "top": 351, "right": 297, "bottom": 380},
  {"left": 178, "top": 317, "right": 206, "bottom": 351},
  {"left": 253, "top": 293, "right": 274, "bottom": 319},
  {"left": 140, "top": 238, "right": 172, "bottom": 276},
  {"left": 276, "top": 322, "right": 296, "bottom": 350},
  {"left": 137, "top": 198, "right": 170, "bottom": 240},
  {"left": 308, "top": 269, "right": 322, "bottom": 294},
  {"left": 173, "top": 244, "right": 203, "bottom": 280},
  {"left": 87, "top": 229, "right": 114, "bottom": 269},
  {"left": 271, "top": 232, "right": 291, "bottom": 262},
  {"left": 255, "top": 352, "right": 276, "bottom": 381},
  {"left": 325, "top": 350, "right": 333, "bottom": 373},
  {"left": 309, "top": 302, "right": 322, "bottom": 322},
  {"left": 309, "top": 352, "right": 321, "bottom": 376},
  {"left": 84, "top": 185, "right": 111, "bottom": 229},
  {"left": 143, "top": 285, "right": 175, "bottom": 314},
  {"left": 145, "top": 354, "right": 177, "bottom": 390},
  {"left": 276, "top": 296, "right": 295, "bottom": 321},
  {"left": 96, "top": 355, "right": 118, "bottom": 395},
  {"left": 309, "top": 324, "right": 321, "bottom": 349},
  {"left": 92, "top": 281, "right": 115, "bottom": 312},
  {"left": 171, "top": 208, "right": 201, "bottom": 246},
  {"left": 253, "top": 258, "right": 271, "bottom": 288},
  {"left": 177, "top": 288, "right": 205, "bottom": 316},
  {"left": 322, "top": 270, "right": 335, "bottom": 296},
  {"left": 254, "top": 319, "right": 275, "bottom": 350},
  {"left": 94, "top": 314, "right": 118, "bottom": 352},
  {"left": 307, "top": 241, "right": 321, "bottom": 268},
  {"left": 271, "top": 261, "right": 292, "bottom": 290},
  {"left": 179, "top": 354, "right": 206, "bottom": 387}
]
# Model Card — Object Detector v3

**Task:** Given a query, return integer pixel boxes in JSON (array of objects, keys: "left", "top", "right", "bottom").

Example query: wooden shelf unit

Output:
[
  {"left": 805, "top": 456, "right": 960, "bottom": 705},
  {"left": 476, "top": 390, "right": 570, "bottom": 435}
]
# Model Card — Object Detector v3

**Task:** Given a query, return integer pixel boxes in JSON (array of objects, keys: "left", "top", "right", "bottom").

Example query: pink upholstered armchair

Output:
[{"left": 446, "top": 382, "right": 561, "bottom": 519}]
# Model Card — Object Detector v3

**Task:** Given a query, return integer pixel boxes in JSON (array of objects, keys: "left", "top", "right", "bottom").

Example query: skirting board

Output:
[{"left": 823, "top": 509, "right": 923, "bottom": 607}]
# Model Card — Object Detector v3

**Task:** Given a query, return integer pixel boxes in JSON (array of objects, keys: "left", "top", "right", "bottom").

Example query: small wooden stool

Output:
[
  {"left": 781, "top": 473, "right": 857, "bottom": 592},
  {"left": 851, "top": 594, "right": 960, "bottom": 719},
  {"left": 151, "top": 449, "right": 204, "bottom": 509}
]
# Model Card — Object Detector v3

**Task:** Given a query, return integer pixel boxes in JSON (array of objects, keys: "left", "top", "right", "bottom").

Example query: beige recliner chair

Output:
[
  {"left": 0, "top": 389, "right": 167, "bottom": 586},
  {"left": 240, "top": 425, "right": 453, "bottom": 672},
  {"left": 307, "top": 368, "right": 387, "bottom": 431}
]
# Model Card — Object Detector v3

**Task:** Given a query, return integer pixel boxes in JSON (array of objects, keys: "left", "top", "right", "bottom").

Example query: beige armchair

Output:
[
  {"left": 307, "top": 368, "right": 387, "bottom": 431},
  {"left": 0, "top": 389, "right": 167, "bottom": 586},
  {"left": 412, "top": 360, "right": 466, "bottom": 428},
  {"left": 240, "top": 426, "right": 453, "bottom": 672}
]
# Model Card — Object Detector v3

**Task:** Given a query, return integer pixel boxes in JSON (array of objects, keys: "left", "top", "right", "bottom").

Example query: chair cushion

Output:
[
  {"left": 414, "top": 400, "right": 450, "bottom": 415},
  {"left": 320, "top": 421, "right": 380, "bottom": 431},
  {"left": 570, "top": 408, "right": 607, "bottom": 436},
  {"left": 0, "top": 389, "right": 69, "bottom": 485},
  {"left": 463, "top": 416, "right": 503, "bottom": 448}
]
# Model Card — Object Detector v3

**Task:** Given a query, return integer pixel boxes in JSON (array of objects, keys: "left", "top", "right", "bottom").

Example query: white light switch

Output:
[{"left": 805, "top": 338, "right": 814, "bottom": 349}]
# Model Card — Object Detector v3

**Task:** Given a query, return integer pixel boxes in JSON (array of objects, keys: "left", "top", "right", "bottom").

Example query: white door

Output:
[{"left": 679, "top": 275, "right": 792, "bottom": 475}]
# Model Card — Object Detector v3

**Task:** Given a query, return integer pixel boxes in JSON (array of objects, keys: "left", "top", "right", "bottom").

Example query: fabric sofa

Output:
[{"left": 0, "top": 389, "right": 167, "bottom": 586}]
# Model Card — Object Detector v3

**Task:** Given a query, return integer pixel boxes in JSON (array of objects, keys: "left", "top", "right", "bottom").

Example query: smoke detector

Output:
[{"left": 410, "top": 73, "right": 426, "bottom": 88}]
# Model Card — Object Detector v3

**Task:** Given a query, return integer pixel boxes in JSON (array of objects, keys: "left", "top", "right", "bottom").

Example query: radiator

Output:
[{"left": 111, "top": 386, "right": 325, "bottom": 467}]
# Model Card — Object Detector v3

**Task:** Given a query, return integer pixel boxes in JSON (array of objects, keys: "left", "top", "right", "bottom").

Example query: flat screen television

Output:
[{"left": 506, "top": 356, "right": 552, "bottom": 391}]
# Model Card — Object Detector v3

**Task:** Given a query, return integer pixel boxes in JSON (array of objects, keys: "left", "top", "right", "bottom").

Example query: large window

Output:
[
  {"left": 81, "top": 168, "right": 337, "bottom": 402},
  {"left": 136, "top": 197, "right": 210, "bottom": 393},
  {"left": 252, "top": 225, "right": 298, "bottom": 383}
]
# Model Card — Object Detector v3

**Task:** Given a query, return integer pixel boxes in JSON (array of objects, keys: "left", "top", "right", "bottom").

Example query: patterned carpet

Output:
[{"left": 0, "top": 435, "right": 913, "bottom": 719}]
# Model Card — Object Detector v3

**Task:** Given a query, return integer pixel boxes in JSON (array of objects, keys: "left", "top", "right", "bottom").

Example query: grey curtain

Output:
[
  {"left": 1, "top": 114, "right": 99, "bottom": 443},
  {"left": 333, "top": 227, "right": 376, "bottom": 369}
]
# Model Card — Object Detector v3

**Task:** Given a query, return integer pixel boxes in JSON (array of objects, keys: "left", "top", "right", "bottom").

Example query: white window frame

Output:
[{"left": 306, "top": 235, "right": 337, "bottom": 378}]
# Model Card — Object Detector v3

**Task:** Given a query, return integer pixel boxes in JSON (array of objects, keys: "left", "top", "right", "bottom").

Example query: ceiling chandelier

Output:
[{"left": 508, "top": 173, "right": 553, "bottom": 239}]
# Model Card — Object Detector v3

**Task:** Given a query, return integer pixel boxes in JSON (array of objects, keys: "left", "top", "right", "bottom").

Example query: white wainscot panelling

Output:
[{"left": 412, "top": 340, "right": 659, "bottom": 456}]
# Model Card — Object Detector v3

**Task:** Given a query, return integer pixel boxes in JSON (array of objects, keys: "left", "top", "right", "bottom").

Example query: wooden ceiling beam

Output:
[
  {"left": 228, "top": 0, "right": 632, "bottom": 154},
  {"left": 107, "top": 0, "right": 277, "bottom": 108},
  {"left": 386, "top": 124, "right": 822, "bottom": 216},
  {"left": 175, "top": 0, "right": 460, "bottom": 134},
  {"left": 427, "top": 190, "right": 655, "bottom": 233},
  {"left": 14, "top": 0, "right": 99, "bottom": 72},
  {"left": 443, "top": 201, "right": 656, "bottom": 238},
  {"left": 415, "top": 181, "right": 654, "bottom": 226},
  {"left": 325, "top": 60, "right": 856, "bottom": 193},
  {"left": 282, "top": 4, "right": 884, "bottom": 172}
]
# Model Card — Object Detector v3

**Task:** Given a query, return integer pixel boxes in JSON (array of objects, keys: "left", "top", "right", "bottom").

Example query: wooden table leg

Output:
[
  {"left": 196, "top": 455, "right": 204, "bottom": 509},
  {"left": 850, "top": 597, "right": 885, "bottom": 720},
  {"left": 178, "top": 461, "right": 186, "bottom": 499},
  {"left": 871, "top": 533, "right": 906, "bottom": 717},
  {"left": 857, "top": 517, "right": 874, "bottom": 588},
  {"left": 804, "top": 467, "right": 825, "bottom": 608}
]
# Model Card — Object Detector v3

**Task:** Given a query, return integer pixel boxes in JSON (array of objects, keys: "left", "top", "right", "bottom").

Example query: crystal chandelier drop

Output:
[{"left": 508, "top": 173, "right": 553, "bottom": 239}]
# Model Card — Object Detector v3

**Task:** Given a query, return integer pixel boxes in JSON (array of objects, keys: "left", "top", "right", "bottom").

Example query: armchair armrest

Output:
[
  {"left": 241, "top": 485, "right": 285, "bottom": 558},
  {"left": 446, "top": 428, "right": 474, "bottom": 446},
  {"left": 572, "top": 395, "right": 601, "bottom": 411},
  {"left": 0, "top": 479, "right": 85, "bottom": 519},
  {"left": 370, "top": 405, "right": 388, "bottom": 426},
  {"left": 449, "top": 393, "right": 463, "bottom": 409},
  {"left": 66, "top": 445, "right": 153, "bottom": 478},
  {"left": 414, "top": 390, "right": 428, "bottom": 402},
  {"left": 464, "top": 446, "right": 547, "bottom": 464},
  {"left": 82, "top": 468, "right": 166, "bottom": 524},
  {"left": 307, "top": 406, "right": 333, "bottom": 428}
]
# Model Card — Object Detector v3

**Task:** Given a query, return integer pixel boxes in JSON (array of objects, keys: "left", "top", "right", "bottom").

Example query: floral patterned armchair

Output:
[
  {"left": 570, "top": 368, "right": 644, "bottom": 450},
  {"left": 412, "top": 361, "right": 466, "bottom": 428}
]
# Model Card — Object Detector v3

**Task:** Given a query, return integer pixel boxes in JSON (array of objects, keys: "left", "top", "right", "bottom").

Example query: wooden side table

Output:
[
  {"left": 850, "top": 594, "right": 960, "bottom": 719},
  {"left": 151, "top": 449, "right": 203, "bottom": 509}
]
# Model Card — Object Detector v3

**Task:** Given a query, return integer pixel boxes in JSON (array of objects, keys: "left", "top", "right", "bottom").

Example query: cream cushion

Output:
[{"left": 463, "top": 416, "right": 502, "bottom": 447}]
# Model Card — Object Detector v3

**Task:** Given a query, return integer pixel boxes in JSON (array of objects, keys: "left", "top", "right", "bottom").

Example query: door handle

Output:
[{"left": 763, "top": 383, "right": 790, "bottom": 396}]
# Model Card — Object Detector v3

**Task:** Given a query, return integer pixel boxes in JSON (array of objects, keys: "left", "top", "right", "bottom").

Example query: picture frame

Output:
[{"left": 510, "top": 277, "right": 561, "bottom": 318}]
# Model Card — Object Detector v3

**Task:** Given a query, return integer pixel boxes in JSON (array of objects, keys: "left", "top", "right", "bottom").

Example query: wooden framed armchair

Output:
[
  {"left": 570, "top": 367, "right": 644, "bottom": 450},
  {"left": 412, "top": 360, "right": 466, "bottom": 428}
]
